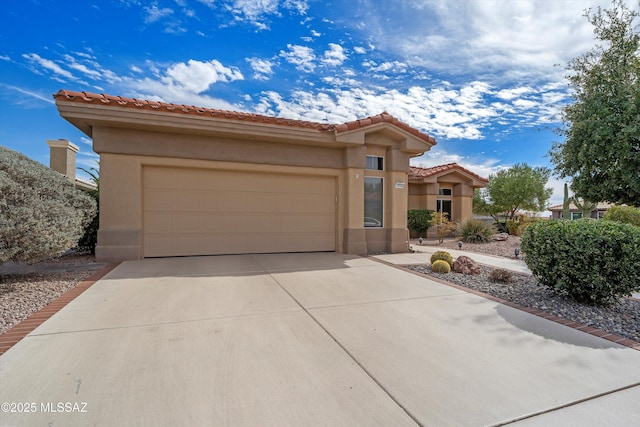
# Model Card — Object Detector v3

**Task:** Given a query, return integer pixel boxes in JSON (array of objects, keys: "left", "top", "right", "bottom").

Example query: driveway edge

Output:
[
  {"left": 370, "top": 257, "right": 640, "bottom": 352},
  {"left": 0, "top": 262, "right": 120, "bottom": 356}
]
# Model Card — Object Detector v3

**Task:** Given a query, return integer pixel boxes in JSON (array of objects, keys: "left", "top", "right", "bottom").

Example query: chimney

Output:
[{"left": 47, "top": 139, "right": 79, "bottom": 182}]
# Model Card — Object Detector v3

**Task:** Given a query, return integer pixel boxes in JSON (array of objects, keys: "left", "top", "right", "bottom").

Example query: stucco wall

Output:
[{"left": 93, "top": 126, "right": 416, "bottom": 261}]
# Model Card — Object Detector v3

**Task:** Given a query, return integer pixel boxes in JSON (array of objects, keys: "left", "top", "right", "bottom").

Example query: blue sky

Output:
[{"left": 0, "top": 0, "right": 631, "bottom": 207}]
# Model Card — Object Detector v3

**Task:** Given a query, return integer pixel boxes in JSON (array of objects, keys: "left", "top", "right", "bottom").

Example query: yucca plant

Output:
[{"left": 457, "top": 218, "right": 496, "bottom": 243}]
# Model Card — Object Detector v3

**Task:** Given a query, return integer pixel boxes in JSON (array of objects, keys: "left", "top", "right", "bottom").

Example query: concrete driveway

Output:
[{"left": 1, "top": 253, "right": 639, "bottom": 426}]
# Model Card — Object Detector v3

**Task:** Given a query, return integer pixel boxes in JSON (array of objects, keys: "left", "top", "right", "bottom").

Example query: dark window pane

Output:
[
  {"left": 364, "top": 177, "right": 383, "bottom": 227},
  {"left": 436, "top": 199, "right": 452, "bottom": 220},
  {"left": 366, "top": 156, "right": 384, "bottom": 171}
]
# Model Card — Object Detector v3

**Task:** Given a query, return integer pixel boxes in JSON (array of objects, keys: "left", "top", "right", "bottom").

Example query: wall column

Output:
[{"left": 47, "top": 139, "right": 78, "bottom": 182}]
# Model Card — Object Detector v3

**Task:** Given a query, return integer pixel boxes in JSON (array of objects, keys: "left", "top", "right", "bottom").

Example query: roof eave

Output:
[{"left": 55, "top": 101, "right": 343, "bottom": 147}]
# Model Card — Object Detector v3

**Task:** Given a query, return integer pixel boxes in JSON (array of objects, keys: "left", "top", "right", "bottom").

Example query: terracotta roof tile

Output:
[
  {"left": 337, "top": 111, "right": 436, "bottom": 145},
  {"left": 53, "top": 90, "right": 436, "bottom": 145},
  {"left": 410, "top": 163, "right": 488, "bottom": 183},
  {"left": 54, "top": 90, "right": 337, "bottom": 131}
]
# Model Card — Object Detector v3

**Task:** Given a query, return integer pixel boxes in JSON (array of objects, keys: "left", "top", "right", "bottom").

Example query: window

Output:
[
  {"left": 570, "top": 212, "right": 583, "bottom": 220},
  {"left": 438, "top": 188, "right": 452, "bottom": 196},
  {"left": 366, "top": 155, "right": 384, "bottom": 171},
  {"left": 364, "top": 177, "right": 383, "bottom": 227},
  {"left": 437, "top": 199, "right": 452, "bottom": 220}
]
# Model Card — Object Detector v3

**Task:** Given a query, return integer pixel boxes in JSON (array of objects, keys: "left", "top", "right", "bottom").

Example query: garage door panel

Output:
[{"left": 143, "top": 167, "right": 336, "bottom": 257}]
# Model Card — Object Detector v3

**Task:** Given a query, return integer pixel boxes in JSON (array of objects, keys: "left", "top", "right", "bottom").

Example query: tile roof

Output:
[
  {"left": 410, "top": 163, "right": 488, "bottom": 183},
  {"left": 53, "top": 90, "right": 436, "bottom": 144}
]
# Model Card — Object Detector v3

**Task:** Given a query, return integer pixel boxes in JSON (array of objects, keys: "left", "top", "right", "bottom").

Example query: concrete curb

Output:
[{"left": 0, "top": 263, "right": 120, "bottom": 356}]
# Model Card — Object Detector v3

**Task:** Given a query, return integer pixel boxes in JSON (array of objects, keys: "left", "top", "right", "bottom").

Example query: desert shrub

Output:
[
  {"left": 0, "top": 146, "right": 97, "bottom": 265},
  {"left": 431, "top": 212, "right": 456, "bottom": 243},
  {"left": 431, "top": 260, "right": 451, "bottom": 273},
  {"left": 603, "top": 205, "right": 640, "bottom": 228},
  {"left": 408, "top": 209, "right": 434, "bottom": 238},
  {"left": 430, "top": 251, "right": 454, "bottom": 268},
  {"left": 457, "top": 218, "right": 496, "bottom": 243},
  {"left": 488, "top": 268, "right": 513, "bottom": 283},
  {"left": 521, "top": 219, "right": 640, "bottom": 304}
]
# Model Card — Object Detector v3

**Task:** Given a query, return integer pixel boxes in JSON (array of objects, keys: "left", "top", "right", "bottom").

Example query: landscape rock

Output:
[
  {"left": 492, "top": 232, "right": 509, "bottom": 241},
  {"left": 453, "top": 256, "right": 482, "bottom": 275}
]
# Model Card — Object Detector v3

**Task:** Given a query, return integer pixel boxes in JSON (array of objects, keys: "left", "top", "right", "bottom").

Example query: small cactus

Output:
[
  {"left": 431, "top": 260, "right": 451, "bottom": 273},
  {"left": 430, "top": 251, "right": 454, "bottom": 268}
]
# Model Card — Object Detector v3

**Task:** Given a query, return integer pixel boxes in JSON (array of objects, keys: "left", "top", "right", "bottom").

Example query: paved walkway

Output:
[
  {"left": 377, "top": 243, "right": 532, "bottom": 274},
  {"left": 1, "top": 253, "right": 639, "bottom": 426}
]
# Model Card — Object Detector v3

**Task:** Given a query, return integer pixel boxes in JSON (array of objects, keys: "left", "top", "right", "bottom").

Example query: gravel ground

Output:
[
  {"left": 408, "top": 263, "right": 640, "bottom": 343},
  {"left": 0, "top": 253, "right": 101, "bottom": 335},
  {"left": 419, "top": 235, "right": 523, "bottom": 259}
]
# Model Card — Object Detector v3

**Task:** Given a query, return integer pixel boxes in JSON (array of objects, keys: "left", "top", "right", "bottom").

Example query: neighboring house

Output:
[
  {"left": 548, "top": 202, "right": 613, "bottom": 220},
  {"left": 408, "top": 164, "right": 489, "bottom": 223},
  {"left": 47, "top": 139, "right": 97, "bottom": 192},
  {"left": 54, "top": 90, "right": 441, "bottom": 261}
]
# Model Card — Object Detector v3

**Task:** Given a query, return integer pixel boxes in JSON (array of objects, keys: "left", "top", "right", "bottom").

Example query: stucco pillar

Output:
[
  {"left": 342, "top": 146, "right": 367, "bottom": 254},
  {"left": 342, "top": 168, "right": 367, "bottom": 254},
  {"left": 95, "top": 153, "right": 143, "bottom": 261},
  {"left": 385, "top": 170, "right": 410, "bottom": 252},
  {"left": 47, "top": 139, "right": 78, "bottom": 182},
  {"left": 452, "top": 184, "right": 473, "bottom": 223},
  {"left": 384, "top": 148, "right": 410, "bottom": 253}
]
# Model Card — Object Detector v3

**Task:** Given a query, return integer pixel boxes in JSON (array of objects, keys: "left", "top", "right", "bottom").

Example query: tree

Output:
[
  {"left": 603, "top": 205, "right": 640, "bottom": 227},
  {"left": 474, "top": 163, "right": 553, "bottom": 221},
  {"left": 0, "top": 146, "right": 97, "bottom": 265},
  {"left": 550, "top": 0, "right": 640, "bottom": 206}
]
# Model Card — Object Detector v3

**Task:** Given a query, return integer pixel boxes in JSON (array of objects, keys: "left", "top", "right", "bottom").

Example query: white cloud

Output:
[
  {"left": 22, "top": 53, "right": 75, "bottom": 80},
  {"left": 246, "top": 57, "right": 275, "bottom": 80},
  {"left": 225, "top": 0, "right": 308, "bottom": 29},
  {"left": 353, "top": 46, "right": 366, "bottom": 54},
  {"left": 254, "top": 81, "right": 500, "bottom": 140},
  {"left": 338, "top": 0, "right": 613, "bottom": 86},
  {"left": 130, "top": 65, "right": 143, "bottom": 73},
  {"left": 163, "top": 59, "right": 244, "bottom": 93},
  {"left": 0, "top": 83, "right": 55, "bottom": 105},
  {"left": 280, "top": 44, "right": 316, "bottom": 72},
  {"left": 0, "top": 55, "right": 11, "bottom": 61},
  {"left": 144, "top": 5, "right": 174, "bottom": 23},
  {"left": 322, "top": 43, "right": 346, "bottom": 66}
]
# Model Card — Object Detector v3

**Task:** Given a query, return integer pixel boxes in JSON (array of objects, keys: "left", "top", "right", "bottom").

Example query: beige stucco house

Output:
[
  {"left": 54, "top": 90, "right": 487, "bottom": 261},
  {"left": 408, "top": 163, "right": 489, "bottom": 223},
  {"left": 548, "top": 202, "right": 613, "bottom": 220}
]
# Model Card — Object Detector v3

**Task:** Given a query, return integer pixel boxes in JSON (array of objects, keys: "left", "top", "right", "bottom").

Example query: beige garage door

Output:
[{"left": 143, "top": 167, "right": 336, "bottom": 257}]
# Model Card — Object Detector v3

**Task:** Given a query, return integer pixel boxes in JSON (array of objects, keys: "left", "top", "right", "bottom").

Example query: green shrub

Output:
[
  {"left": 603, "top": 205, "right": 640, "bottom": 228},
  {"left": 408, "top": 209, "right": 434, "bottom": 238},
  {"left": 0, "top": 146, "right": 97, "bottom": 265},
  {"left": 521, "top": 219, "right": 640, "bottom": 304},
  {"left": 457, "top": 218, "right": 496, "bottom": 243},
  {"left": 431, "top": 260, "right": 451, "bottom": 273},
  {"left": 430, "top": 251, "right": 454, "bottom": 267}
]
